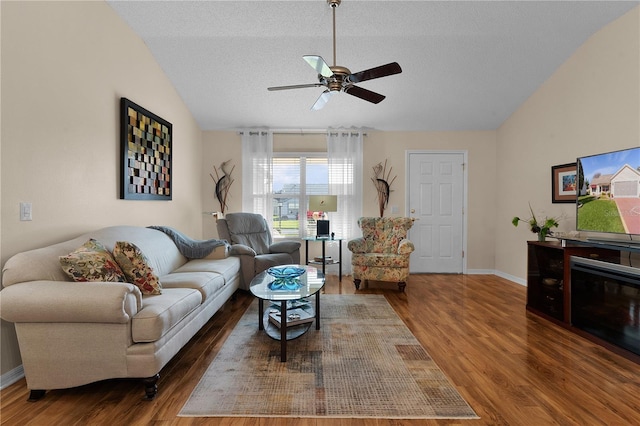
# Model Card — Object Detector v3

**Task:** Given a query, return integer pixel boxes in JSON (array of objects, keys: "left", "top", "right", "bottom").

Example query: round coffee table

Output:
[{"left": 249, "top": 265, "right": 325, "bottom": 362}]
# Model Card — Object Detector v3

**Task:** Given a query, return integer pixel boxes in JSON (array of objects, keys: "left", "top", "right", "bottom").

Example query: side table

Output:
[
  {"left": 249, "top": 265, "right": 325, "bottom": 362},
  {"left": 303, "top": 237, "right": 343, "bottom": 281}
]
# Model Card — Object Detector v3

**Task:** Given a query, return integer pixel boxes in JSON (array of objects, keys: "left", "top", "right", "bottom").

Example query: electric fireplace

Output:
[{"left": 570, "top": 256, "right": 640, "bottom": 357}]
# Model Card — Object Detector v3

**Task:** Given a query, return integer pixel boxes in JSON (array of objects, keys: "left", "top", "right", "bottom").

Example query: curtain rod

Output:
[
  {"left": 237, "top": 129, "right": 367, "bottom": 136},
  {"left": 272, "top": 128, "right": 327, "bottom": 134}
]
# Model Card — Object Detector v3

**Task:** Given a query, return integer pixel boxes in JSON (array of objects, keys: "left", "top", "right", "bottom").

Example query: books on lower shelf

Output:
[{"left": 268, "top": 308, "right": 314, "bottom": 328}]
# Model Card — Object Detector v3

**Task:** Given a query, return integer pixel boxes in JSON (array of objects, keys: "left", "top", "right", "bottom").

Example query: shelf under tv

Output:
[{"left": 561, "top": 237, "right": 640, "bottom": 253}]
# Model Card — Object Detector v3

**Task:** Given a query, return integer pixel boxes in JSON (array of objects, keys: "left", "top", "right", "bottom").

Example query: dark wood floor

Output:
[{"left": 2, "top": 274, "right": 640, "bottom": 425}]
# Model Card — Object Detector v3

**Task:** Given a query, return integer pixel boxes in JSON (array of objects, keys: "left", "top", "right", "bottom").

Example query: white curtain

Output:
[
  {"left": 327, "top": 129, "right": 363, "bottom": 275},
  {"left": 241, "top": 129, "right": 273, "bottom": 228}
]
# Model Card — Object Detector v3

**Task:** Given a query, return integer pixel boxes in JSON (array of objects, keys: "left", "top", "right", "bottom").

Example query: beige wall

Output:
[
  {"left": 1, "top": 2, "right": 204, "bottom": 376},
  {"left": 202, "top": 130, "right": 498, "bottom": 271},
  {"left": 364, "top": 131, "right": 498, "bottom": 271},
  {"left": 496, "top": 7, "right": 640, "bottom": 282}
]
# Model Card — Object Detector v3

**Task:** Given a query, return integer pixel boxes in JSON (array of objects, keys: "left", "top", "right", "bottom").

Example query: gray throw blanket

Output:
[{"left": 148, "top": 226, "right": 228, "bottom": 259}]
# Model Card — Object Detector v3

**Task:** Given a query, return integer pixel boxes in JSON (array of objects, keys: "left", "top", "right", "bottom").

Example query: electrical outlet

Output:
[
  {"left": 390, "top": 205, "right": 399, "bottom": 214},
  {"left": 20, "top": 202, "right": 32, "bottom": 221}
]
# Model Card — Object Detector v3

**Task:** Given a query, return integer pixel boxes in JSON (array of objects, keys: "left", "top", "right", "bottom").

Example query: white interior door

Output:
[{"left": 407, "top": 152, "right": 465, "bottom": 273}]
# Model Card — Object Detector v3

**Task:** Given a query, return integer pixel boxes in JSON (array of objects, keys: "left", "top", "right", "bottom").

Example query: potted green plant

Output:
[{"left": 512, "top": 204, "right": 559, "bottom": 242}]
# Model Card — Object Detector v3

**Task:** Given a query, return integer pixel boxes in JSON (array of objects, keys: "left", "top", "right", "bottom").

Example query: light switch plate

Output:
[{"left": 20, "top": 202, "right": 32, "bottom": 221}]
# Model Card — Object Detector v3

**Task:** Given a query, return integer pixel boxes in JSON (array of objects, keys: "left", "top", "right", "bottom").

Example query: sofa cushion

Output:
[
  {"left": 113, "top": 241, "right": 162, "bottom": 295},
  {"left": 84, "top": 226, "right": 188, "bottom": 277},
  {"left": 160, "top": 271, "right": 225, "bottom": 302},
  {"left": 132, "top": 288, "right": 202, "bottom": 343},
  {"left": 172, "top": 257, "right": 240, "bottom": 284},
  {"left": 204, "top": 244, "right": 230, "bottom": 259},
  {"left": 59, "top": 239, "right": 127, "bottom": 283}
]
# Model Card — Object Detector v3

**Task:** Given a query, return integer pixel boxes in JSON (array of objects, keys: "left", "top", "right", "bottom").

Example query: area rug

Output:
[{"left": 179, "top": 294, "right": 478, "bottom": 419}]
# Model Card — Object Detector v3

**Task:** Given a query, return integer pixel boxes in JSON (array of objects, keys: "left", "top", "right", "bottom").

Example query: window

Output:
[{"left": 272, "top": 154, "right": 328, "bottom": 238}]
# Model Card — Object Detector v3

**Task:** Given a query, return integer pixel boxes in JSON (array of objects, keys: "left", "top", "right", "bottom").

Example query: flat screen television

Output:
[{"left": 576, "top": 146, "right": 640, "bottom": 236}]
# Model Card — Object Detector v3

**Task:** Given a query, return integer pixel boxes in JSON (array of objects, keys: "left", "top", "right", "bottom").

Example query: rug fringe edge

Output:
[{"left": 177, "top": 414, "right": 480, "bottom": 419}]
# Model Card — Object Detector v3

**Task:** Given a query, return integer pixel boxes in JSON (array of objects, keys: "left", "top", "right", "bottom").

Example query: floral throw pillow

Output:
[
  {"left": 113, "top": 241, "right": 162, "bottom": 295},
  {"left": 60, "top": 239, "right": 127, "bottom": 282}
]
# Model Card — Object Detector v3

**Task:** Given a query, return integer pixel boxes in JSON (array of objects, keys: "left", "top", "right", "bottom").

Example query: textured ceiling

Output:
[{"left": 108, "top": 0, "right": 639, "bottom": 131}]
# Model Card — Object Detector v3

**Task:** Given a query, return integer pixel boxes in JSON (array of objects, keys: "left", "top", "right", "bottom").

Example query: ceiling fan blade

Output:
[
  {"left": 348, "top": 62, "right": 402, "bottom": 84},
  {"left": 303, "top": 55, "right": 333, "bottom": 78},
  {"left": 268, "top": 83, "right": 324, "bottom": 91},
  {"left": 344, "top": 85, "right": 386, "bottom": 104},
  {"left": 311, "top": 90, "right": 336, "bottom": 111}
]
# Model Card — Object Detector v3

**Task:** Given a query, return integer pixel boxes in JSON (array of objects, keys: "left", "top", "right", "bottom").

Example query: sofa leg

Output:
[
  {"left": 354, "top": 278, "right": 361, "bottom": 290},
  {"left": 398, "top": 282, "right": 406, "bottom": 292},
  {"left": 142, "top": 374, "right": 160, "bottom": 401},
  {"left": 27, "top": 389, "right": 46, "bottom": 402}
]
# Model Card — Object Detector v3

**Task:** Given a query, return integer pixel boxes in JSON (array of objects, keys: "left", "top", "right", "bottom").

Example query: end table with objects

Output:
[
  {"left": 249, "top": 265, "right": 325, "bottom": 361},
  {"left": 303, "top": 236, "right": 343, "bottom": 281}
]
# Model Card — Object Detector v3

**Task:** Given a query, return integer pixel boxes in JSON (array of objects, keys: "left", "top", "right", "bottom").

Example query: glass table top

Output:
[{"left": 250, "top": 265, "right": 325, "bottom": 301}]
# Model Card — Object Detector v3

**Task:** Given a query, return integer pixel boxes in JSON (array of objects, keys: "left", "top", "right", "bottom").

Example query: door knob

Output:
[{"left": 410, "top": 208, "right": 415, "bottom": 214}]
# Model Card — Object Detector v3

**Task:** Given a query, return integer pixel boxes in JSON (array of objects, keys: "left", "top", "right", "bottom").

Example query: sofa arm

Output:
[
  {"left": 347, "top": 238, "right": 368, "bottom": 253},
  {"left": 269, "top": 241, "right": 301, "bottom": 255},
  {"left": 0, "top": 281, "right": 142, "bottom": 323},
  {"left": 398, "top": 239, "right": 415, "bottom": 255},
  {"left": 229, "top": 244, "right": 256, "bottom": 256}
]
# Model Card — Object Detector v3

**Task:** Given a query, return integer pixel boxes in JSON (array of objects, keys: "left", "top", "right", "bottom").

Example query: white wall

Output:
[
  {"left": 1, "top": 2, "right": 204, "bottom": 377},
  {"left": 495, "top": 7, "right": 640, "bottom": 281}
]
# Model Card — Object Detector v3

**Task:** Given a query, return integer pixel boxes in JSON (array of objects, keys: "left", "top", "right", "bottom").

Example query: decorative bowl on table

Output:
[
  {"left": 266, "top": 266, "right": 305, "bottom": 290},
  {"left": 268, "top": 279, "right": 302, "bottom": 290},
  {"left": 267, "top": 266, "right": 306, "bottom": 279}
]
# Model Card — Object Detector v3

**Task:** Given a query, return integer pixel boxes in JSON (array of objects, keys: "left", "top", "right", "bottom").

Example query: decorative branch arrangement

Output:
[
  {"left": 210, "top": 160, "right": 235, "bottom": 214},
  {"left": 371, "top": 160, "right": 396, "bottom": 217}
]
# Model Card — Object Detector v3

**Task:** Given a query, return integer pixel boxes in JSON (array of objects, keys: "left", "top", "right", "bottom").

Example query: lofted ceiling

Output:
[{"left": 107, "top": 0, "right": 639, "bottom": 132}]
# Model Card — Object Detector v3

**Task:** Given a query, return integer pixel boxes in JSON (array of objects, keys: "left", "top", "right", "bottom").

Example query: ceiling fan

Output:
[{"left": 267, "top": 0, "right": 402, "bottom": 111}]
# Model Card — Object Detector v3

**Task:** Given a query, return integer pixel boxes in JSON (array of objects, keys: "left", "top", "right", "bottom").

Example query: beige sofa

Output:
[{"left": 0, "top": 226, "right": 240, "bottom": 401}]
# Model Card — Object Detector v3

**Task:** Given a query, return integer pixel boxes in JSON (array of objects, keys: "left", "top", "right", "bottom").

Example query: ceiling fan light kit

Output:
[{"left": 267, "top": 0, "right": 402, "bottom": 110}]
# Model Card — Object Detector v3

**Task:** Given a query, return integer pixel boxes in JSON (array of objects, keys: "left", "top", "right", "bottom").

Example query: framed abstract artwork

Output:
[
  {"left": 120, "top": 98, "right": 172, "bottom": 200},
  {"left": 551, "top": 162, "right": 577, "bottom": 203}
]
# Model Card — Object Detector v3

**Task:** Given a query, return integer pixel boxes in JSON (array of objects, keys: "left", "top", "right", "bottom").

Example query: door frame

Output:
[{"left": 405, "top": 150, "right": 468, "bottom": 274}]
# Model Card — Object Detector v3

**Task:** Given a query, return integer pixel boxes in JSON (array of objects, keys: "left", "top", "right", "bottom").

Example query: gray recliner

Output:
[{"left": 217, "top": 212, "right": 301, "bottom": 290}]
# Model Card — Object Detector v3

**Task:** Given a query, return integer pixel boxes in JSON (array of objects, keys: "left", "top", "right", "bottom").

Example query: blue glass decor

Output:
[
  {"left": 266, "top": 266, "right": 305, "bottom": 290},
  {"left": 267, "top": 266, "right": 306, "bottom": 279},
  {"left": 268, "top": 278, "right": 302, "bottom": 291}
]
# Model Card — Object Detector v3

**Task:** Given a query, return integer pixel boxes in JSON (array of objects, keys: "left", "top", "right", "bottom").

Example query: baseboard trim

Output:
[
  {"left": 493, "top": 270, "right": 526, "bottom": 286},
  {"left": 466, "top": 269, "right": 495, "bottom": 275},
  {"left": 0, "top": 364, "right": 24, "bottom": 390}
]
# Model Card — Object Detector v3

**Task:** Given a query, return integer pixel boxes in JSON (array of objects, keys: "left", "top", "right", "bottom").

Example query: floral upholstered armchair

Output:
[{"left": 348, "top": 217, "right": 415, "bottom": 292}]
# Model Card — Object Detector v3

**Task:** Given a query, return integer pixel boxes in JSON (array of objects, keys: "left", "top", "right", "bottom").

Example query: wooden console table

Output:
[
  {"left": 527, "top": 241, "right": 616, "bottom": 324},
  {"left": 527, "top": 240, "right": 640, "bottom": 363}
]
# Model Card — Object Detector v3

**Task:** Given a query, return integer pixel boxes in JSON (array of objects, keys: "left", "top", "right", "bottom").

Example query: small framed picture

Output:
[{"left": 551, "top": 162, "right": 577, "bottom": 203}]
